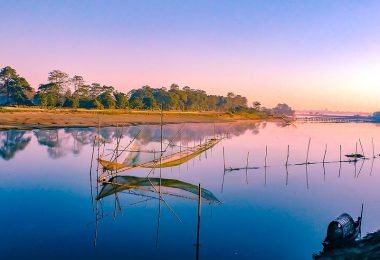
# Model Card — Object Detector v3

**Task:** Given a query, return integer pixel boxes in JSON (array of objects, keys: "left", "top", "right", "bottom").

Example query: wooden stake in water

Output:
[
  {"left": 339, "top": 144, "right": 342, "bottom": 177},
  {"left": 323, "top": 144, "right": 327, "bottom": 164},
  {"left": 359, "top": 139, "right": 365, "bottom": 157},
  {"left": 245, "top": 152, "right": 250, "bottom": 184},
  {"left": 89, "top": 137, "right": 96, "bottom": 211},
  {"left": 264, "top": 146, "right": 268, "bottom": 167},
  {"left": 159, "top": 104, "right": 163, "bottom": 195},
  {"left": 223, "top": 146, "right": 226, "bottom": 171},
  {"left": 115, "top": 123, "right": 119, "bottom": 163},
  {"left": 196, "top": 183, "right": 202, "bottom": 260},
  {"left": 372, "top": 138, "right": 375, "bottom": 158},
  {"left": 286, "top": 145, "right": 290, "bottom": 166},
  {"left": 246, "top": 152, "right": 250, "bottom": 170},
  {"left": 306, "top": 138, "right": 311, "bottom": 164}
]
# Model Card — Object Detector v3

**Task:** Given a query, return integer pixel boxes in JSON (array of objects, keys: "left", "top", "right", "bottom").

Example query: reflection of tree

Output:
[
  {"left": 33, "top": 129, "right": 71, "bottom": 159},
  {"left": 1, "top": 122, "right": 276, "bottom": 160},
  {"left": 0, "top": 130, "right": 31, "bottom": 160},
  {"left": 123, "top": 122, "right": 265, "bottom": 145},
  {"left": 64, "top": 128, "right": 96, "bottom": 154}
]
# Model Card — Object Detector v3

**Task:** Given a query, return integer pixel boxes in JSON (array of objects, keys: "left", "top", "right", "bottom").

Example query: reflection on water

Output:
[
  {"left": 0, "top": 121, "right": 266, "bottom": 160},
  {"left": 1, "top": 121, "right": 380, "bottom": 259},
  {"left": 0, "top": 130, "right": 31, "bottom": 160}
]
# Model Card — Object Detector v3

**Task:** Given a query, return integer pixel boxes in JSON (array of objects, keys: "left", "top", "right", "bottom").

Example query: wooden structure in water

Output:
[{"left": 97, "top": 137, "right": 222, "bottom": 180}]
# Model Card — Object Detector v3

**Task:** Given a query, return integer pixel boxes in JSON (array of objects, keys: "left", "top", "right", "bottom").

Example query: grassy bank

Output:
[{"left": 0, "top": 107, "right": 269, "bottom": 130}]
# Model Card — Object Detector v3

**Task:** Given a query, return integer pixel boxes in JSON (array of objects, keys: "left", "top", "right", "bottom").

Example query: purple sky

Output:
[{"left": 1, "top": 0, "right": 380, "bottom": 112}]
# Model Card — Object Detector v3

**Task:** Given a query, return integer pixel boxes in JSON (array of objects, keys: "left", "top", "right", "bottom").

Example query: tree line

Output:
[{"left": 0, "top": 66, "right": 294, "bottom": 115}]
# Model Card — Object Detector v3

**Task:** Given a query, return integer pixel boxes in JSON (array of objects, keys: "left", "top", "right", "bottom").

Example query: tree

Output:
[
  {"left": 37, "top": 83, "right": 59, "bottom": 107},
  {"left": 114, "top": 91, "right": 128, "bottom": 109},
  {"left": 271, "top": 103, "right": 295, "bottom": 116},
  {"left": 10, "top": 77, "right": 33, "bottom": 105},
  {"left": 253, "top": 101, "right": 261, "bottom": 111},
  {"left": 0, "top": 66, "right": 34, "bottom": 105},
  {"left": 48, "top": 70, "right": 69, "bottom": 106},
  {"left": 0, "top": 66, "right": 18, "bottom": 103},
  {"left": 71, "top": 75, "right": 84, "bottom": 92},
  {"left": 98, "top": 92, "right": 115, "bottom": 109},
  {"left": 142, "top": 96, "right": 155, "bottom": 109},
  {"left": 89, "top": 83, "right": 103, "bottom": 98},
  {"left": 92, "top": 99, "right": 104, "bottom": 109}
]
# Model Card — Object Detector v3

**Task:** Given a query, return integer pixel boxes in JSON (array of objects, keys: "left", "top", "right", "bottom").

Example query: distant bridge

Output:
[{"left": 296, "top": 115, "right": 378, "bottom": 123}]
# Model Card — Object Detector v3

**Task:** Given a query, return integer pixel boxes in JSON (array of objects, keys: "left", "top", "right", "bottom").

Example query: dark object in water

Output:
[
  {"left": 314, "top": 230, "right": 380, "bottom": 259},
  {"left": 345, "top": 153, "right": 364, "bottom": 159},
  {"left": 322, "top": 205, "right": 363, "bottom": 250}
]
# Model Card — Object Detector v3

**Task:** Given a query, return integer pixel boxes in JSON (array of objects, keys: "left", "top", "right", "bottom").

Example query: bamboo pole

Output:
[
  {"left": 159, "top": 105, "right": 163, "bottom": 195},
  {"left": 89, "top": 137, "right": 96, "bottom": 211},
  {"left": 245, "top": 152, "right": 249, "bottom": 184},
  {"left": 196, "top": 183, "right": 202, "bottom": 260},
  {"left": 223, "top": 146, "right": 226, "bottom": 171},
  {"left": 339, "top": 144, "right": 342, "bottom": 178},
  {"left": 286, "top": 145, "right": 290, "bottom": 166},
  {"left": 359, "top": 139, "right": 365, "bottom": 157},
  {"left": 285, "top": 162, "right": 289, "bottom": 186},
  {"left": 372, "top": 138, "right": 375, "bottom": 158},
  {"left": 323, "top": 144, "right": 327, "bottom": 163},
  {"left": 246, "top": 152, "right": 250, "bottom": 170},
  {"left": 264, "top": 145, "right": 268, "bottom": 167},
  {"left": 156, "top": 193, "right": 161, "bottom": 248},
  {"left": 306, "top": 138, "right": 311, "bottom": 164},
  {"left": 115, "top": 123, "right": 119, "bottom": 163}
]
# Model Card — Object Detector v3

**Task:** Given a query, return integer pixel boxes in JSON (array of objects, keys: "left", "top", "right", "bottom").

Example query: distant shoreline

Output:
[{"left": 0, "top": 107, "right": 271, "bottom": 130}]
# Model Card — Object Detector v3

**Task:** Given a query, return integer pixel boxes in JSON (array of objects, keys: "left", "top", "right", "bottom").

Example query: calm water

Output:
[{"left": 1, "top": 121, "right": 380, "bottom": 259}]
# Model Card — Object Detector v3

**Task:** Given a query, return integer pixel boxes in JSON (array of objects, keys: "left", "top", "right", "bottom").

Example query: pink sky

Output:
[{"left": 1, "top": 1, "right": 380, "bottom": 112}]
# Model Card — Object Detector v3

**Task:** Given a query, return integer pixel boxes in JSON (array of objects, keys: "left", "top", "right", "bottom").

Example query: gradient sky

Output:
[{"left": 1, "top": 0, "right": 380, "bottom": 112}]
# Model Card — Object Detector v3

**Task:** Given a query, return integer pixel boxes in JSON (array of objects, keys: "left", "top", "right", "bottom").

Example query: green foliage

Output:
[
  {"left": 92, "top": 99, "right": 104, "bottom": 109},
  {"left": 63, "top": 97, "right": 79, "bottom": 108},
  {"left": 114, "top": 91, "right": 128, "bottom": 109},
  {"left": 37, "top": 83, "right": 59, "bottom": 107},
  {"left": 0, "top": 66, "right": 274, "bottom": 116},
  {"left": 0, "top": 66, "right": 34, "bottom": 105},
  {"left": 98, "top": 92, "right": 115, "bottom": 109}
]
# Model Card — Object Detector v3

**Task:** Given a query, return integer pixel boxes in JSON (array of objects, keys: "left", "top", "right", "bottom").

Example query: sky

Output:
[{"left": 1, "top": 0, "right": 380, "bottom": 112}]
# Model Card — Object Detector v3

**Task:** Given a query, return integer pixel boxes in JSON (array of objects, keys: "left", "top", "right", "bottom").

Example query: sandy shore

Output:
[{"left": 0, "top": 107, "right": 268, "bottom": 130}]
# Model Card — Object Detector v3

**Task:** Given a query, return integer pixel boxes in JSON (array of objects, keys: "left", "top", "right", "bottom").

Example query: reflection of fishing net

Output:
[
  {"left": 123, "top": 141, "right": 141, "bottom": 165},
  {"left": 97, "top": 176, "right": 220, "bottom": 203}
]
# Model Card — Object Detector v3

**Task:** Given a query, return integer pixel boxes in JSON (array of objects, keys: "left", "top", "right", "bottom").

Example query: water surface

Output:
[{"left": 1, "top": 121, "right": 380, "bottom": 259}]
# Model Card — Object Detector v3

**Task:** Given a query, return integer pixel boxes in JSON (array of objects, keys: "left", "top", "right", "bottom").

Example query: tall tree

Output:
[
  {"left": 98, "top": 91, "right": 115, "bottom": 109},
  {"left": 114, "top": 91, "right": 128, "bottom": 109},
  {"left": 0, "top": 66, "right": 33, "bottom": 105},
  {"left": 0, "top": 66, "right": 17, "bottom": 103},
  {"left": 37, "top": 83, "right": 59, "bottom": 107},
  {"left": 10, "top": 77, "right": 33, "bottom": 105},
  {"left": 48, "top": 70, "right": 69, "bottom": 105},
  {"left": 71, "top": 75, "right": 84, "bottom": 92}
]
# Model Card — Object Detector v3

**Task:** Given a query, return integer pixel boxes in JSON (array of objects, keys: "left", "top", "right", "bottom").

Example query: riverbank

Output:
[{"left": 0, "top": 107, "right": 269, "bottom": 130}]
